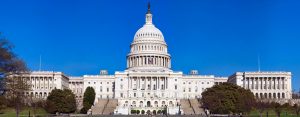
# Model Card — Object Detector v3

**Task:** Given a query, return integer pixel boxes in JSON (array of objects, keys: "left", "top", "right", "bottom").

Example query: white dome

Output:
[
  {"left": 133, "top": 24, "right": 165, "bottom": 43},
  {"left": 126, "top": 3, "right": 171, "bottom": 71}
]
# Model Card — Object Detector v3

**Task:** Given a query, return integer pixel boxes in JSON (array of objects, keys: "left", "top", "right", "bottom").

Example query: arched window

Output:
[
  {"left": 139, "top": 101, "right": 143, "bottom": 107},
  {"left": 132, "top": 101, "right": 136, "bottom": 107},
  {"left": 154, "top": 101, "right": 158, "bottom": 107}
]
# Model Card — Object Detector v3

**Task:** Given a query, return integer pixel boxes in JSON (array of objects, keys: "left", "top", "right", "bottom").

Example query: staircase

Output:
[
  {"left": 102, "top": 99, "right": 118, "bottom": 115},
  {"left": 190, "top": 99, "right": 205, "bottom": 115},
  {"left": 180, "top": 99, "right": 194, "bottom": 115},
  {"left": 91, "top": 99, "right": 108, "bottom": 114}
]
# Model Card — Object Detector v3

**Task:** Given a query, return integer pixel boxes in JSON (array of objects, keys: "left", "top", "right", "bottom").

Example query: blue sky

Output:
[{"left": 0, "top": 0, "right": 299, "bottom": 90}]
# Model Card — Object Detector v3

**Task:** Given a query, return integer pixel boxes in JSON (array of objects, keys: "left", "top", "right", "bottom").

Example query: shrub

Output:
[
  {"left": 131, "top": 109, "right": 136, "bottom": 114},
  {"left": 153, "top": 110, "right": 156, "bottom": 115},
  {"left": 141, "top": 110, "right": 145, "bottom": 114},
  {"left": 157, "top": 110, "right": 162, "bottom": 114}
]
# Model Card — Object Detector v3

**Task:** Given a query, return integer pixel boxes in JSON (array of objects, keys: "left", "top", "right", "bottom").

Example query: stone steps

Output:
[
  {"left": 180, "top": 99, "right": 194, "bottom": 115},
  {"left": 91, "top": 99, "right": 108, "bottom": 114},
  {"left": 102, "top": 99, "right": 118, "bottom": 115},
  {"left": 189, "top": 99, "right": 205, "bottom": 115}
]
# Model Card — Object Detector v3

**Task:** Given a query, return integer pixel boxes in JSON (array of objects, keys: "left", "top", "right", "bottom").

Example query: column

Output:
[
  {"left": 156, "top": 77, "right": 158, "bottom": 90},
  {"left": 165, "top": 77, "right": 167, "bottom": 90},
  {"left": 278, "top": 77, "right": 281, "bottom": 89},
  {"left": 144, "top": 77, "right": 146, "bottom": 90},
  {"left": 155, "top": 56, "right": 157, "bottom": 66},
  {"left": 137, "top": 57, "right": 139, "bottom": 66},
  {"left": 274, "top": 77, "right": 276, "bottom": 90},
  {"left": 160, "top": 57, "right": 163, "bottom": 67},
  {"left": 257, "top": 77, "right": 260, "bottom": 89},
  {"left": 130, "top": 77, "right": 133, "bottom": 89},
  {"left": 282, "top": 78, "right": 285, "bottom": 89},
  {"left": 245, "top": 77, "right": 248, "bottom": 89},
  {"left": 137, "top": 77, "right": 139, "bottom": 89},
  {"left": 138, "top": 77, "right": 140, "bottom": 89},
  {"left": 267, "top": 77, "right": 270, "bottom": 89},
  {"left": 150, "top": 77, "right": 152, "bottom": 90},
  {"left": 164, "top": 77, "right": 166, "bottom": 90},
  {"left": 158, "top": 77, "right": 160, "bottom": 90},
  {"left": 128, "top": 77, "right": 130, "bottom": 91},
  {"left": 268, "top": 77, "right": 271, "bottom": 89},
  {"left": 250, "top": 77, "right": 252, "bottom": 89}
]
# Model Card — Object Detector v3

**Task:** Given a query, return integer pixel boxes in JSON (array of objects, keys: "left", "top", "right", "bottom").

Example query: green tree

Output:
[
  {"left": 81, "top": 86, "right": 95, "bottom": 113},
  {"left": 201, "top": 83, "right": 255, "bottom": 114},
  {"left": 0, "top": 33, "right": 29, "bottom": 117},
  {"left": 45, "top": 89, "right": 76, "bottom": 114}
]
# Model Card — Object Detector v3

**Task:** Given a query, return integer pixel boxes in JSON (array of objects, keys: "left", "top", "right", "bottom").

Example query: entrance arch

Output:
[{"left": 147, "top": 101, "right": 151, "bottom": 107}]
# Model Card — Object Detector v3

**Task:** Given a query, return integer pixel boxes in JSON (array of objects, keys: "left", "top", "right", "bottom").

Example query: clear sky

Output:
[{"left": 0, "top": 0, "right": 299, "bottom": 90}]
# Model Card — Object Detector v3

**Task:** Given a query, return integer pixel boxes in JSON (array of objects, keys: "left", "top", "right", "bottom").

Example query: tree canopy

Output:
[
  {"left": 81, "top": 86, "right": 95, "bottom": 113},
  {"left": 201, "top": 83, "right": 255, "bottom": 114},
  {"left": 45, "top": 89, "right": 77, "bottom": 114}
]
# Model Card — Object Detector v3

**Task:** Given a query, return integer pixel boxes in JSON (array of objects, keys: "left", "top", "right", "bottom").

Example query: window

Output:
[
  {"left": 94, "top": 82, "right": 96, "bottom": 84},
  {"left": 107, "top": 82, "right": 109, "bottom": 84},
  {"left": 175, "top": 79, "right": 177, "bottom": 81},
  {"left": 120, "top": 85, "right": 123, "bottom": 89},
  {"left": 120, "top": 79, "right": 123, "bottom": 81},
  {"left": 100, "top": 86, "right": 102, "bottom": 92},
  {"left": 175, "top": 85, "right": 177, "bottom": 90},
  {"left": 134, "top": 93, "right": 136, "bottom": 97},
  {"left": 120, "top": 93, "right": 123, "bottom": 98},
  {"left": 88, "top": 82, "right": 90, "bottom": 84},
  {"left": 107, "top": 88, "right": 109, "bottom": 92},
  {"left": 189, "top": 88, "right": 191, "bottom": 92}
]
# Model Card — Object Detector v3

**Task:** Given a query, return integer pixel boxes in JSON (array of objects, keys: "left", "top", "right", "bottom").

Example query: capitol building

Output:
[{"left": 23, "top": 4, "right": 292, "bottom": 115}]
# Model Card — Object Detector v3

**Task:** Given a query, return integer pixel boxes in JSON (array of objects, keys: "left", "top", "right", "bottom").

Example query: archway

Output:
[
  {"left": 162, "top": 101, "right": 166, "bottom": 107},
  {"left": 154, "top": 101, "right": 158, "bottom": 107},
  {"left": 140, "top": 101, "right": 143, "bottom": 107},
  {"left": 147, "top": 101, "right": 151, "bottom": 107},
  {"left": 147, "top": 110, "right": 151, "bottom": 115},
  {"left": 169, "top": 101, "right": 174, "bottom": 107},
  {"left": 132, "top": 101, "right": 136, "bottom": 107}
]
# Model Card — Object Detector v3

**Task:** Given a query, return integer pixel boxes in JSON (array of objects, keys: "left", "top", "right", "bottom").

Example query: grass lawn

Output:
[
  {"left": 0, "top": 107, "right": 48, "bottom": 117},
  {"left": 249, "top": 109, "right": 298, "bottom": 117}
]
